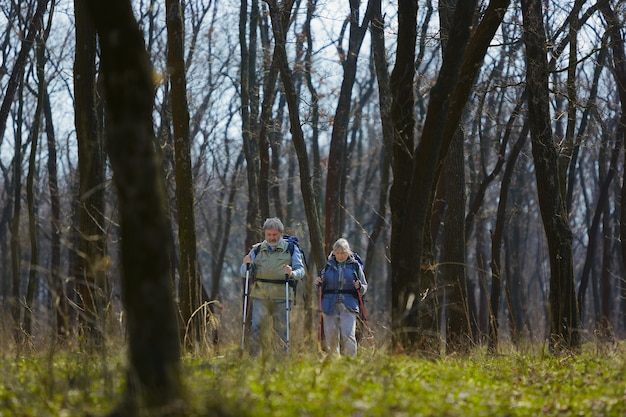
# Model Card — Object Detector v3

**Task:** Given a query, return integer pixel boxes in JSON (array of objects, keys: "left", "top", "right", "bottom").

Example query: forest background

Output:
[{"left": 1, "top": 0, "right": 626, "bottom": 405}]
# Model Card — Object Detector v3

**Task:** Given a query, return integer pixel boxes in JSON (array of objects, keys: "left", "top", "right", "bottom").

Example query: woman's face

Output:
[{"left": 334, "top": 248, "right": 349, "bottom": 263}]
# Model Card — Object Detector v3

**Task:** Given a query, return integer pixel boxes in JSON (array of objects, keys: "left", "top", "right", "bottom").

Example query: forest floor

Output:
[{"left": 1, "top": 340, "right": 625, "bottom": 416}]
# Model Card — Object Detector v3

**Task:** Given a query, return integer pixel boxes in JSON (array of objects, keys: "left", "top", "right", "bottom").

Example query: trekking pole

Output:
[
  {"left": 355, "top": 278, "right": 373, "bottom": 347},
  {"left": 317, "top": 269, "right": 325, "bottom": 349},
  {"left": 317, "top": 283, "right": 324, "bottom": 347},
  {"left": 241, "top": 263, "right": 251, "bottom": 350},
  {"left": 285, "top": 273, "right": 290, "bottom": 352}
]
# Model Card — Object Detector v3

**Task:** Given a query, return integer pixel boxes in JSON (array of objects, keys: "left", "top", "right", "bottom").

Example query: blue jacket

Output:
[{"left": 319, "top": 255, "right": 368, "bottom": 314}]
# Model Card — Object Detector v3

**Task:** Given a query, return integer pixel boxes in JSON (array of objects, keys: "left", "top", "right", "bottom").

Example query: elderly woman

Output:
[{"left": 314, "top": 238, "right": 368, "bottom": 357}]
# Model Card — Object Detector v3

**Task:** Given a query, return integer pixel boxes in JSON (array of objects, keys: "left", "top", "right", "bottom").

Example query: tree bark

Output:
[
  {"left": 441, "top": 129, "right": 470, "bottom": 354},
  {"left": 367, "top": 0, "right": 393, "bottom": 270},
  {"left": 521, "top": 0, "right": 580, "bottom": 352},
  {"left": 85, "top": 0, "right": 183, "bottom": 414},
  {"left": 390, "top": 0, "right": 479, "bottom": 350},
  {"left": 488, "top": 124, "right": 529, "bottom": 352},
  {"left": 596, "top": 0, "right": 626, "bottom": 327},
  {"left": 240, "top": 0, "right": 262, "bottom": 249},
  {"left": 166, "top": 0, "right": 204, "bottom": 350},
  {"left": 389, "top": 0, "right": 419, "bottom": 350},
  {"left": 43, "top": 76, "right": 63, "bottom": 339},
  {"left": 24, "top": 28, "right": 49, "bottom": 337},
  {"left": 266, "top": 0, "right": 325, "bottom": 270},
  {"left": 438, "top": 0, "right": 471, "bottom": 355},
  {"left": 75, "top": 0, "right": 107, "bottom": 349},
  {"left": 10, "top": 80, "right": 25, "bottom": 344},
  {"left": 324, "top": 0, "right": 372, "bottom": 253}
]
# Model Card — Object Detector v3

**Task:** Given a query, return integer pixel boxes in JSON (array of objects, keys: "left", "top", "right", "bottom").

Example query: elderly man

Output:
[{"left": 241, "top": 217, "right": 305, "bottom": 354}]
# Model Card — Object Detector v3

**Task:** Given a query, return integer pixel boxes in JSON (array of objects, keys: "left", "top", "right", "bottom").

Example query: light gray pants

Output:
[
  {"left": 323, "top": 302, "right": 357, "bottom": 357},
  {"left": 249, "top": 298, "right": 288, "bottom": 354}
]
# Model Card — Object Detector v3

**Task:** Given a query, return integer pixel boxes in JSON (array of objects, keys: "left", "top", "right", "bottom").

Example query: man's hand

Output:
[{"left": 282, "top": 264, "right": 293, "bottom": 277}]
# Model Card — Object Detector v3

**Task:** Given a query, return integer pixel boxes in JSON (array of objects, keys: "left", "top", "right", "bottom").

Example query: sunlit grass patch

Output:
[
  {"left": 1, "top": 343, "right": 626, "bottom": 416},
  {"left": 186, "top": 344, "right": 626, "bottom": 417}
]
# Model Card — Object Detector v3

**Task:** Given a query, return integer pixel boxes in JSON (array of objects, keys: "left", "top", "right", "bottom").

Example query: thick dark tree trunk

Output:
[
  {"left": 85, "top": 0, "right": 183, "bottom": 414},
  {"left": 441, "top": 129, "right": 469, "bottom": 354},
  {"left": 389, "top": 0, "right": 420, "bottom": 350},
  {"left": 438, "top": 0, "right": 471, "bottom": 356}
]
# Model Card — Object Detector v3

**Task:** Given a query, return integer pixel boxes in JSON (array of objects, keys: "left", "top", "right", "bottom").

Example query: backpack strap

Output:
[{"left": 286, "top": 241, "right": 295, "bottom": 258}]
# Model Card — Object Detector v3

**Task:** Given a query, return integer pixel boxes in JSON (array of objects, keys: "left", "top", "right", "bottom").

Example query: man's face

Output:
[{"left": 265, "top": 229, "right": 282, "bottom": 247}]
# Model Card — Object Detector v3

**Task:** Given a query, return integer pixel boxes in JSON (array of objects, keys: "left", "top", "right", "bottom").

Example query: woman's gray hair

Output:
[
  {"left": 263, "top": 217, "right": 284, "bottom": 233},
  {"left": 332, "top": 238, "right": 353, "bottom": 256}
]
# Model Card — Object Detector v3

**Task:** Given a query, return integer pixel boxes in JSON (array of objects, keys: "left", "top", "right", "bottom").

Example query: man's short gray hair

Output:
[{"left": 263, "top": 217, "right": 285, "bottom": 233}]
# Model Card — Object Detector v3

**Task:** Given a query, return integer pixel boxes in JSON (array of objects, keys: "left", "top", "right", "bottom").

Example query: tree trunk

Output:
[
  {"left": 166, "top": 0, "right": 203, "bottom": 351},
  {"left": 24, "top": 33, "right": 47, "bottom": 337},
  {"left": 367, "top": 0, "right": 393, "bottom": 271},
  {"left": 266, "top": 0, "right": 325, "bottom": 270},
  {"left": 0, "top": 0, "right": 50, "bottom": 146},
  {"left": 303, "top": 0, "right": 323, "bottom": 223},
  {"left": 257, "top": 46, "right": 280, "bottom": 221},
  {"left": 389, "top": 0, "right": 420, "bottom": 350},
  {"left": 84, "top": 0, "right": 183, "bottom": 414},
  {"left": 43, "top": 78, "right": 63, "bottom": 339},
  {"left": 521, "top": 0, "right": 580, "bottom": 352},
  {"left": 390, "top": 0, "right": 480, "bottom": 351},
  {"left": 438, "top": 0, "right": 471, "bottom": 355},
  {"left": 75, "top": 0, "right": 107, "bottom": 349},
  {"left": 10, "top": 80, "right": 25, "bottom": 345},
  {"left": 596, "top": 0, "right": 626, "bottom": 331},
  {"left": 441, "top": 129, "right": 470, "bottom": 354},
  {"left": 324, "top": 0, "right": 372, "bottom": 253},
  {"left": 488, "top": 123, "right": 529, "bottom": 352},
  {"left": 240, "top": 0, "right": 262, "bottom": 250},
  {"left": 577, "top": 132, "right": 619, "bottom": 321}
]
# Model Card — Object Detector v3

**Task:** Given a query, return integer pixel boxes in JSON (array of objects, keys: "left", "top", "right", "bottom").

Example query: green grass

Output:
[{"left": 1, "top": 343, "right": 626, "bottom": 416}]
